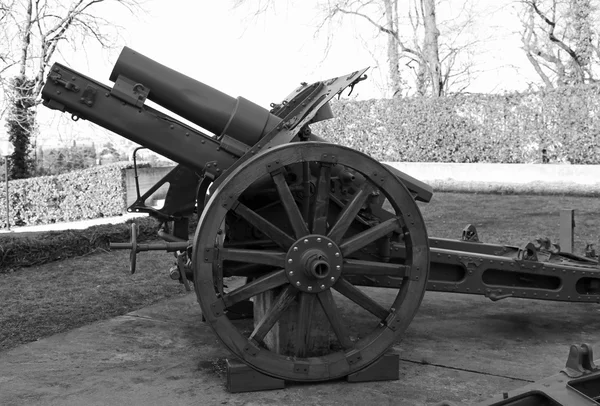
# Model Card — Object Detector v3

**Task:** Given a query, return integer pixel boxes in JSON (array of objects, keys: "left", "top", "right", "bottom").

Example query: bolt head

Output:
[
  {"left": 328, "top": 243, "right": 333, "bottom": 248},
  {"left": 336, "top": 265, "right": 341, "bottom": 270},
  {"left": 335, "top": 252, "right": 340, "bottom": 257},
  {"left": 317, "top": 238, "right": 322, "bottom": 242},
  {"left": 308, "top": 286, "right": 313, "bottom": 291},
  {"left": 293, "top": 247, "right": 298, "bottom": 251},
  {"left": 304, "top": 239, "right": 309, "bottom": 244},
  {"left": 330, "top": 277, "right": 335, "bottom": 281},
  {"left": 320, "top": 284, "right": 326, "bottom": 289},
  {"left": 296, "top": 281, "right": 301, "bottom": 286},
  {"left": 288, "top": 259, "right": 293, "bottom": 263},
  {"left": 289, "top": 271, "right": 294, "bottom": 276}
]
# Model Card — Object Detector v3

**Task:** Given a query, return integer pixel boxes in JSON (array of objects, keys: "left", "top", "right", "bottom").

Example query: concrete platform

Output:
[{"left": 0, "top": 290, "right": 598, "bottom": 406}]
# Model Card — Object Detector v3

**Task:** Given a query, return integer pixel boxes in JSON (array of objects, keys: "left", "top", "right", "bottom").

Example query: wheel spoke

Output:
[
  {"left": 295, "top": 293, "right": 316, "bottom": 357},
  {"left": 223, "top": 269, "right": 288, "bottom": 308},
  {"left": 223, "top": 263, "right": 272, "bottom": 278},
  {"left": 333, "top": 278, "right": 390, "bottom": 320},
  {"left": 233, "top": 201, "right": 295, "bottom": 250},
  {"left": 327, "top": 181, "right": 375, "bottom": 244},
  {"left": 250, "top": 285, "right": 298, "bottom": 344},
  {"left": 220, "top": 248, "right": 286, "bottom": 268},
  {"left": 317, "top": 290, "right": 353, "bottom": 349},
  {"left": 311, "top": 164, "right": 332, "bottom": 235},
  {"left": 272, "top": 171, "right": 309, "bottom": 239},
  {"left": 343, "top": 259, "right": 410, "bottom": 277},
  {"left": 340, "top": 217, "right": 401, "bottom": 257},
  {"left": 301, "top": 161, "right": 311, "bottom": 221}
]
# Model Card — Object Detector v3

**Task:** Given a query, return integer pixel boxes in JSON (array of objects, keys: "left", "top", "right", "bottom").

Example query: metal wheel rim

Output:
[{"left": 192, "top": 142, "right": 429, "bottom": 381}]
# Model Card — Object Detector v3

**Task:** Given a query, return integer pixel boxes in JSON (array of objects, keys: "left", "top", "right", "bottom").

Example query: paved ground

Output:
[{"left": 1, "top": 286, "right": 598, "bottom": 406}]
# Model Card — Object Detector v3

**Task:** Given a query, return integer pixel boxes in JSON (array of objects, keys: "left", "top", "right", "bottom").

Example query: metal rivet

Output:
[
  {"left": 335, "top": 253, "right": 340, "bottom": 257},
  {"left": 304, "top": 239, "right": 309, "bottom": 244},
  {"left": 317, "top": 238, "right": 322, "bottom": 242},
  {"left": 308, "top": 286, "right": 313, "bottom": 291},
  {"left": 320, "top": 284, "right": 325, "bottom": 289},
  {"left": 296, "top": 281, "right": 301, "bottom": 286},
  {"left": 288, "top": 259, "right": 293, "bottom": 263},
  {"left": 330, "top": 277, "right": 335, "bottom": 281},
  {"left": 289, "top": 271, "right": 294, "bottom": 276},
  {"left": 328, "top": 243, "right": 332, "bottom": 248},
  {"left": 293, "top": 247, "right": 298, "bottom": 251},
  {"left": 336, "top": 265, "right": 341, "bottom": 270}
]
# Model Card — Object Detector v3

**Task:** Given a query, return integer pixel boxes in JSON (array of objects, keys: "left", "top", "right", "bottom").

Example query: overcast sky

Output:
[{"left": 37, "top": 0, "right": 536, "bottom": 148}]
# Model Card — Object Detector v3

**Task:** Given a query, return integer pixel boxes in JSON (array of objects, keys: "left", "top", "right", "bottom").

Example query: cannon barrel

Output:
[{"left": 109, "top": 47, "right": 281, "bottom": 147}]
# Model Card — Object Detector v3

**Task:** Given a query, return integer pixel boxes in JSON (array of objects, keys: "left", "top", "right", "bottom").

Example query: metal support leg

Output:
[{"left": 560, "top": 209, "right": 574, "bottom": 254}]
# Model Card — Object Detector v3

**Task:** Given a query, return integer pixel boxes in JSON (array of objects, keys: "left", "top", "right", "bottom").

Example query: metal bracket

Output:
[
  {"left": 110, "top": 74, "right": 149, "bottom": 107},
  {"left": 220, "top": 135, "right": 250, "bottom": 157},
  {"left": 79, "top": 85, "right": 97, "bottom": 107},
  {"left": 221, "top": 194, "right": 238, "bottom": 210},
  {"left": 244, "top": 340, "right": 261, "bottom": 357},
  {"left": 203, "top": 161, "right": 220, "bottom": 180},
  {"left": 266, "top": 159, "right": 285, "bottom": 174},
  {"left": 203, "top": 248, "right": 218, "bottom": 262},
  {"left": 320, "top": 153, "right": 338, "bottom": 164},
  {"left": 48, "top": 71, "right": 80, "bottom": 93},
  {"left": 384, "top": 310, "right": 402, "bottom": 332},
  {"left": 210, "top": 299, "right": 225, "bottom": 318},
  {"left": 346, "top": 350, "right": 363, "bottom": 366},
  {"left": 293, "top": 362, "right": 310, "bottom": 374},
  {"left": 461, "top": 224, "right": 480, "bottom": 242},
  {"left": 563, "top": 343, "right": 597, "bottom": 378},
  {"left": 517, "top": 242, "right": 538, "bottom": 262}
]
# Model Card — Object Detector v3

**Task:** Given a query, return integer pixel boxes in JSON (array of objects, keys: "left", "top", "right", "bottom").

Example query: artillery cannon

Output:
[{"left": 42, "top": 47, "right": 600, "bottom": 403}]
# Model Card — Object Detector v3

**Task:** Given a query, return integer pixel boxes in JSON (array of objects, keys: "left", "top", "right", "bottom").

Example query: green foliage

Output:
[
  {"left": 6, "top": 77, "right": 36, "bottom": 179},
  {"left": 0, "top": 162, "right": 146, "bottom": 227},
  {"left": 313, "top": 84, "right": 600, "bottom": 164}
]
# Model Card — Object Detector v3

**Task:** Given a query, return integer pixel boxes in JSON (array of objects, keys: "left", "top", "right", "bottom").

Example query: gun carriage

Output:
[{"left": 41, "top": 47, "right": 600, "bottom": 403}]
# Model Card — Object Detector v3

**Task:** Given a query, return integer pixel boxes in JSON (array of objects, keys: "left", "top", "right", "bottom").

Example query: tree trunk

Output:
[
  {"left": 383, "top": 0, "right": 403, "bottom": 97},
  {"left": 421, "top": 0, "right": 443, "bottom": 96}
]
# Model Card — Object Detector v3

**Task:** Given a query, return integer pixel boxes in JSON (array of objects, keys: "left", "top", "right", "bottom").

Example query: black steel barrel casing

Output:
[{"left": 109, "top": 47, "right": 281, "bottom": 146}]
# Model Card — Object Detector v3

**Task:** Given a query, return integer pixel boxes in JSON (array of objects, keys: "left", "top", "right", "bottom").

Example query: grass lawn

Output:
[
  {"left": 0, "top": 192, "right": 598, "bottom": 353},
  {"left": 0, "top": 249, "right": 189, "bottom": 352}
]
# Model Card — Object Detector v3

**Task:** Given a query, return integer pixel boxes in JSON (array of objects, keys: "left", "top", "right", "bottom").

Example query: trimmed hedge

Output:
[
  {"left": 0, "top": 162, "right": 148, "bottom": 227},
  {"left": 0, "top": 216, "right": 198, "bottom": 272},
  {"left": 313, "top": 84, "right": 600, "bottom": 164},
  {"left": 0, "top": 217, "right": 160, "bottom": 272}
]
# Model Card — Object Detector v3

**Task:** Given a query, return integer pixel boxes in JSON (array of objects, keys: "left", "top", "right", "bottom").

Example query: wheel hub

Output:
[{"left": 285, "top": 234, "right": 343, "bottom": 293}]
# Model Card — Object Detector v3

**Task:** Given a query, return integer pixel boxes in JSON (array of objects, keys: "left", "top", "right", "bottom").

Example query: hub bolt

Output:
[
  {"left": 288, "top": 259, "right": 293, "bottom": 263},
  {"left": 328, "top": 243, "right": 332, "bottom": 248},
  {"left": 289, "top": 271, "right": 294, "bottom": 276},
  {"left": 336, "top": 265, "right": 341, "bottom": 270},
  {"left": 304, "top": 239, "right": 309, "bottom": 244},
  {"left": 293, "top": 247, "right": 298, "bottom": 251},
  {"left": 317, "top": 238, "right": 322, "bottom": 242},
  {"left": 330, "top": 277, "right": 335, "bottom": 281},
  {"left": 335, "top": 253, "right": 340, "bottom": 257},
  {"left": 308, "top": 286, "right": 313, "bottom": 291},
  {"left": 320, "top": 284, "right": 326, "bottom": 289},
  {"left": 296, "top": 281, "right": 301, "bottom": 286}
]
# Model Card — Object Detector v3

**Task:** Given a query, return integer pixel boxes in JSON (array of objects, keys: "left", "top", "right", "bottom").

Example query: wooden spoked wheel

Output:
[{"left": 193, "top": 142, "right": 429, "bottom": 381}]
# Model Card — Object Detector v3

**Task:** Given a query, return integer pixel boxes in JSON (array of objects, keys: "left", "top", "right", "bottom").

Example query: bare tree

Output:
[
  {"left": 235, "top": 0, "right": 483, "bottom": 98},
  {"left": 520, "top": 0, "right": 599, "bottom": 88},
  {"left": 0, "top": 0, "right": 143, "bottom": 178},
  {"left": 318, "top": 0, "right": 447, "bottom": 96}
]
